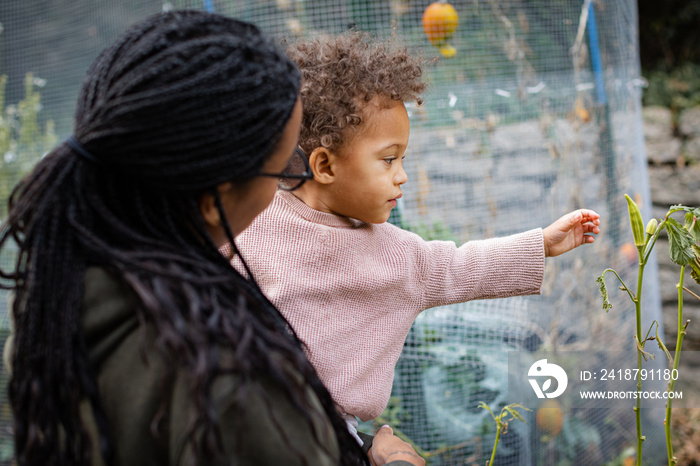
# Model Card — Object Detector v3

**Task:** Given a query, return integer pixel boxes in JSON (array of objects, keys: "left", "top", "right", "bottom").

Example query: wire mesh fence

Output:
[{"left": 0, "top": 0, "right": 661, "bottom": 464}]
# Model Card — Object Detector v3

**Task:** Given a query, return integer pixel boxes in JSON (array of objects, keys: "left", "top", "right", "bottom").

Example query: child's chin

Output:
[
  {"left": 354, "top": 207, "right": 393, "bottom": 224},
  {"left": 370, "top": 213, "right": 392, "bottom": 224}
]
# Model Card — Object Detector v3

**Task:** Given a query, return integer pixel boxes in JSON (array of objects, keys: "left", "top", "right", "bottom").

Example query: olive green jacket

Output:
[
  {"left": 4, "top": 268, "right": 415, "bottom": 465},
  {"left": 80, "top": 267, "right": 343, "bottom": 465}
]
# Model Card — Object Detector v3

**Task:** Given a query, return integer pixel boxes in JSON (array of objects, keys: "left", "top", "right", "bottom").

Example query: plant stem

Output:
[
  {"left": 665, "top": 266, "right": 685, "bottom": 466},
  {"left": 488, "top": 418, "right": 502, "bottom": 466},
  {"left": 601, "top": 268, "right": 636, "bottom": 301},
  {"left": 642, "top": 223, "right": 664, "bottom": 264},
  {"left": 634, "top": 259, "right": 646, "bottom": 466}
]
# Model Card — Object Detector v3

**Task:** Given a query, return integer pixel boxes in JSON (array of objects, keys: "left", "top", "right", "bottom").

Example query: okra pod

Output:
[{"left": 625, "top": 194, "right": 646, "bottom": 248}]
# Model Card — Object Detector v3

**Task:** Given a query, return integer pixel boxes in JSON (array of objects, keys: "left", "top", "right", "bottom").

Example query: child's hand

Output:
[
  {"left": 369, "top": 425, "right": 425, "bottom": 466},
  {"left": 543, "top": 209, "right": 601, "bottom": 257}
]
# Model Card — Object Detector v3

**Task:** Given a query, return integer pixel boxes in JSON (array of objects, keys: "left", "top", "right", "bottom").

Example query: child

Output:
[{"left": 228, "top": 32, "right": 600, "bottom": 443}]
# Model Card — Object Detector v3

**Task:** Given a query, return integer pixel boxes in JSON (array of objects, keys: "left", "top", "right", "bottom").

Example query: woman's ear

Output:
[
  {"left": 198, "top": 183, "right": 233, "bottom": 227},
  {"left": 198, "top": 191, "right": 221, "bottom": 227},
  {"left": 308, "top": 147, "right": 336, "bottom": 185}
]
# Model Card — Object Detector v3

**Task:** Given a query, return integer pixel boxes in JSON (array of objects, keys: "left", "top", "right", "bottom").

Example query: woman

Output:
[{"left": 1, "top": 10, "right": 422, "bottom": 466}]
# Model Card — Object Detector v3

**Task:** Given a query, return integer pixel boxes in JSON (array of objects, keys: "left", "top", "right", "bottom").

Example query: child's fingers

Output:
[
  {"left": 569, "top": 211, "right": 583, "bottom": 224},
  {"left": 576, "top": 209, "right": 601, "bottom": 224},
  {"left": 583, "top": 223, "right": 600, "bottom": 234}
]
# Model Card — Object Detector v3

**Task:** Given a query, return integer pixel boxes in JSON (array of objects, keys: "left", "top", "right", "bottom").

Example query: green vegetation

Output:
[
  {"left": 597, "top": 197, "right": 700, "bottom": 466},
  {"left": 478, "top": 402, "right": 530, "bottom": 466},
  {"left": 643, "top": 63, "right": 700, "bottom": 126},
  {"left": 0, "top": 72, "right": 57, "bottom": 218}
]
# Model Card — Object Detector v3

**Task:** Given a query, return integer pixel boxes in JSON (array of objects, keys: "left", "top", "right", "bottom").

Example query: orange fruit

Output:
[
  {"left": 536, "top": 399, "right": 563, "bottom": 438},
  {"left": 422, "top": 2, "right": 459, "bottom": 46}
]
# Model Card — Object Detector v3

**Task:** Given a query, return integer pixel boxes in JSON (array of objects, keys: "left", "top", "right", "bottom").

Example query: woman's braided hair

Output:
[{"left": 0, "top": 10, "right": 366, "bottom": 466}]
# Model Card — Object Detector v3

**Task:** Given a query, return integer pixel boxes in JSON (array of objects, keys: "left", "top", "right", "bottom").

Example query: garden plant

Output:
[
  {"left": 478, "top": 402, "right": 530, "bottom": 466},
  {"left": 597, "top": 194, "right": 700, "bottom": 466}
]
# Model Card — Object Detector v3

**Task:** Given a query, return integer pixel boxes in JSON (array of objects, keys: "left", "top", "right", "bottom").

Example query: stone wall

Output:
[{"left": 644, "top": 106, "right": 700, "bottom": 350}]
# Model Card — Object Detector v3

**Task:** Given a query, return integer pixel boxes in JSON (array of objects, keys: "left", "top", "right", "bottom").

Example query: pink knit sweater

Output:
[{"left": 232, "top": 190, "right": 545, "bottom": 421}]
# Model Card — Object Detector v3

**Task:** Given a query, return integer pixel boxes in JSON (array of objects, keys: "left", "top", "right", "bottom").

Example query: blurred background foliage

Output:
[
  {"left": 637, "top": 0, "right": 700, "bottom": 120},
  {"left": 0, "top": 73, "right": 57, "bottom": 218},
  {"left": 637, "top": 0, "right": 700, "bottom": 71},
  {"left": 0, "top": 0, "right": 697, "bottom": 132},
  {"left": 4, "top": 0, "right": 554, "bottom": 134}
]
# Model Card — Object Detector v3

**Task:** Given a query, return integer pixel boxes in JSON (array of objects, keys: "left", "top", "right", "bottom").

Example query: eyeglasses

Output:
[{"left": 258, "top": 147, "right": 314, "bottom": 191}]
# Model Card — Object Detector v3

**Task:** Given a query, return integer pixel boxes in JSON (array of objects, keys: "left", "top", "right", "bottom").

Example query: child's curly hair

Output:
[{"left": 285, "top": 32, "right": 426, "bottom": 153}]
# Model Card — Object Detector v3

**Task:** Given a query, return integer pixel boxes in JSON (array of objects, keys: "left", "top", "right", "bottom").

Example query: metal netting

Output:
[{"left": 0, "top": 1, "right": 662, "bottom": 464}]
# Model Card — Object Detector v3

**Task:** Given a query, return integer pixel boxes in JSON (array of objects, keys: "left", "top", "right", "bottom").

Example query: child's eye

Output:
[{"left": 383, "top": 157, "right": 397, "bottom": 165}]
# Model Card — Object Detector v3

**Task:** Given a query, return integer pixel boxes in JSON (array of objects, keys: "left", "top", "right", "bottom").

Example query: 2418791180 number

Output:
[{"left": 599, "top": 368, "right": 679, "bottom": 381}]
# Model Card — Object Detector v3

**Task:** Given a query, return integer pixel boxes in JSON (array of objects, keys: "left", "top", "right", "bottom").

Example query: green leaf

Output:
[
  {"left": 668, "top": 204, "right": 691, "bottom": 215},
  {"left": 684, "top": 212, "right": 700, "bottom": 242},
  {"left": 504, "top": 402, "right": 531, "bottom": 411},
  {"left": 503, "top": 405, "right": 529, "bottom": 424},
  {"left": 502, "top": 403, "right": 530, "bottom": 424},
  {"left": 690, "top": 248, "right": 700, "bottom": 286},
  {"left": 477, "top": 401, "right": 497, "bottom": 421},
  {"left": 666, "top": 218, "right": 695, "bottom": 266},
  {"left": 692, "top": 267, "right": 700, "bottom": 287},
  {"left": 596, "top": 273, "right": 613, "bottom": 312},
  {"left": 690, "top": 245, "right": 700, "bottom": 277}
]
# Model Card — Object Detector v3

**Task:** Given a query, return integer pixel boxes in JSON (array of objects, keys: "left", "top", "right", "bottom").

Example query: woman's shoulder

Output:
[
  {"left": 80, "top": 267, "right": 342, "bottom": 465},
  {"left": 83, "top": 267, "right": 137, "bottom": 323},
  {"left": 82, "top": 267, "right": 140, "bottom": 369},
  {"left": 189, "top": 368, "right": 341, "bottom": 465},
  {"left": 84, "top": 267, "right": 131, "bottom": 305}
]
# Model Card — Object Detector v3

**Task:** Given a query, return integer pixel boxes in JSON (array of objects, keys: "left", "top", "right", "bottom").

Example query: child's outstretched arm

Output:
[{"left": 543, "top": 209, "right": 601, "bottom": 257}]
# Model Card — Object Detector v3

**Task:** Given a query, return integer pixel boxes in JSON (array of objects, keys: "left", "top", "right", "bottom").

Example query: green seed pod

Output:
[
  {"left": 645, "top": 218, "right": 658, "bottom": 236},
  {"left": 625, "top": 194, "right": 645, "bottom": 247}
]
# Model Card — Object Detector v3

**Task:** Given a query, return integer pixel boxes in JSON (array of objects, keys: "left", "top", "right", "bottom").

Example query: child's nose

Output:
[{"left": 395, "top": 165, "right": 408, "bottom": 185}]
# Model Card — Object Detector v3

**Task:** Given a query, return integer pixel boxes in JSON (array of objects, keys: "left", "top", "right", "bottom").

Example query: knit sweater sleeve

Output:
[{"left": 399, "top": 228, "right": 546, "bottom": 310}]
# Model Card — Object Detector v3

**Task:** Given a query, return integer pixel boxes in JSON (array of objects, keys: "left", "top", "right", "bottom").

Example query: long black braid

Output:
[{"left": 0, "top": 10, "right": 367, "bottom": 466}]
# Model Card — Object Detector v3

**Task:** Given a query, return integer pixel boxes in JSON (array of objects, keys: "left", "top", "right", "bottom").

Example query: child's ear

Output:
[{"left": 308, "top": 147, "right": 336, "bottom": 185}]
